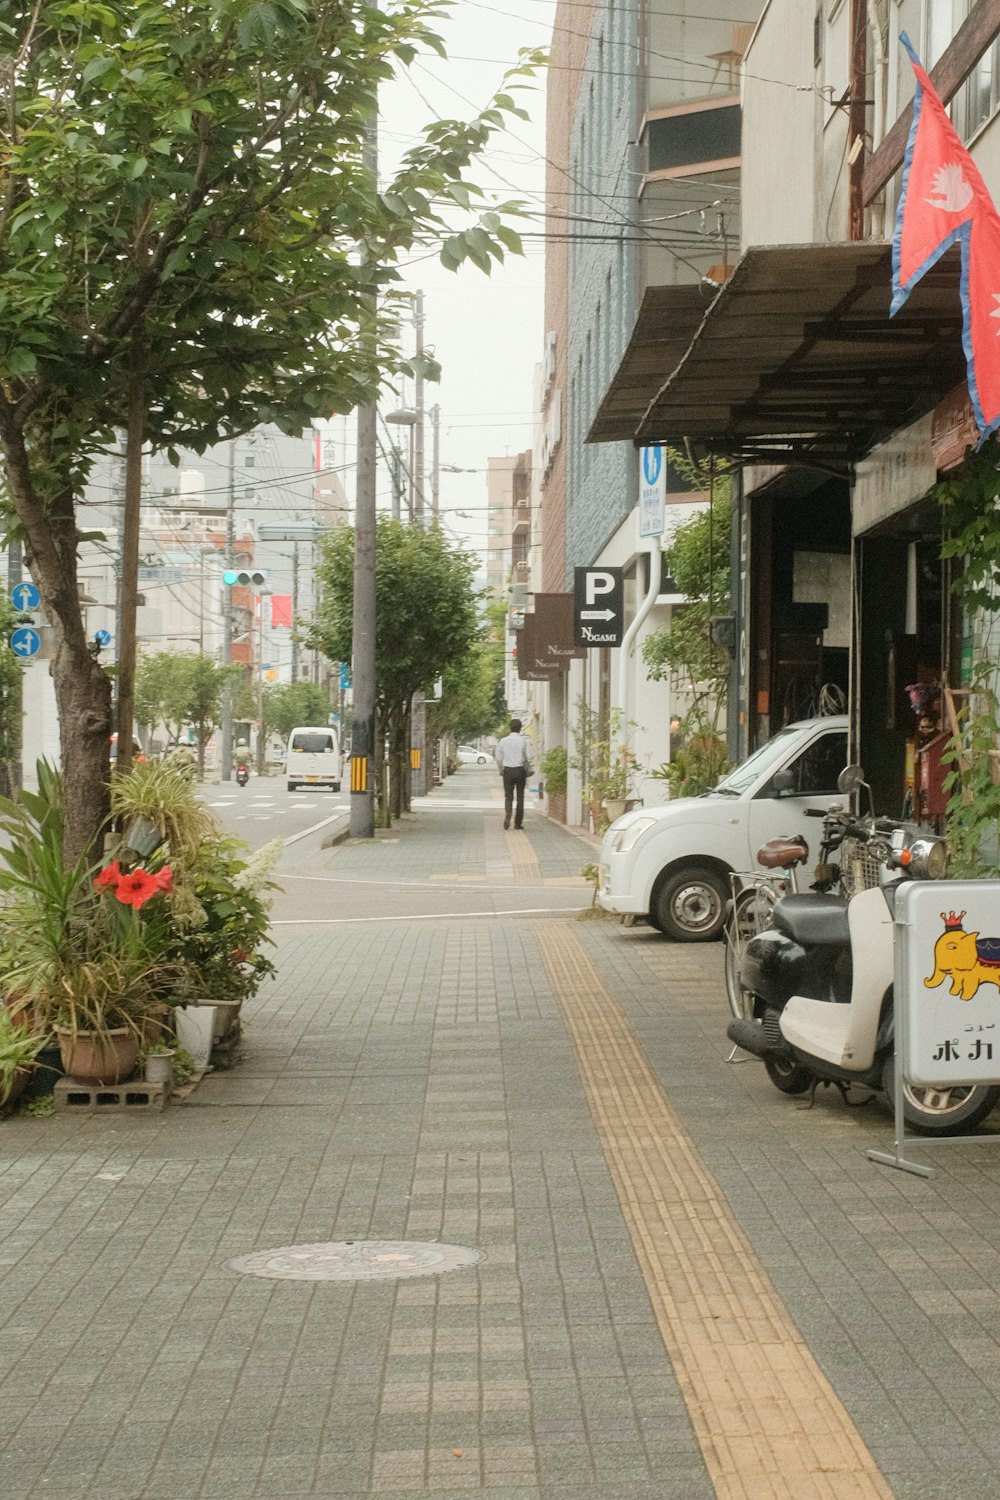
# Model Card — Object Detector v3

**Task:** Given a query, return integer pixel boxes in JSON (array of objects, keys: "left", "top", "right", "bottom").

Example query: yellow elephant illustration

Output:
[{"left": 925, "top": 912, "right": 1000, "bottom": 1001}]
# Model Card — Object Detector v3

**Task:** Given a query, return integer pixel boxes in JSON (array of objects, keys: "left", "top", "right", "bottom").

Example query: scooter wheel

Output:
[
  {"left": 882, "top": 1054, "right": 1000, "bottom": 1136},
  {"left": 764, "top": 1057, "right": 812, "bottom": 1095}
]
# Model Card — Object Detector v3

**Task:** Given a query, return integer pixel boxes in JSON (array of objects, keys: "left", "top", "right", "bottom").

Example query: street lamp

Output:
[{"left": 385, "top": 407, "right": 418, "bottom": 521}]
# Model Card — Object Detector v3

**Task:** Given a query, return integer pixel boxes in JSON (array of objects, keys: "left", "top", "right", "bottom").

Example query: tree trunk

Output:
[
  {"left": 0, "top": 423, "right": 111, "bottom": 865},
  {"left": 115, "top": 343, "right": 146, "bottom": 778}
]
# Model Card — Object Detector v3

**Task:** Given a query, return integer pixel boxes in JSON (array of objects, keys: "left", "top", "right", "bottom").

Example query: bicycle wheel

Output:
[{"left": 724, "top": 883, "right": 779, "bottom": 1021}]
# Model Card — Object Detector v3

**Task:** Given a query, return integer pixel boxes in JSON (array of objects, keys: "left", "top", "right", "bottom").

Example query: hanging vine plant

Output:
[{"left": 932, "top": 434, "right": 1000, "bottom": 874}]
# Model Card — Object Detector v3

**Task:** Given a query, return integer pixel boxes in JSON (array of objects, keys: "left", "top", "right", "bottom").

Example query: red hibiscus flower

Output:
[
  {"left": 114, "top": 868, "right": 159, "bottom": 909},
  {"left": 96, "top": 860, "right": 122, "bottom": 891},
  {"left": 154, "top": 866, "right": 174, "bottom": 894}
]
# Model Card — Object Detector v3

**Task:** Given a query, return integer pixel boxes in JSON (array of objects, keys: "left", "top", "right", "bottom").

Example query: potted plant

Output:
[
  {"left": 0, "top": 764, "right": 186, "bottom": 1085},
  {"left": 585, "top": 738, "right": 641, "bottom": 832},
  {"left": 142, "top": 1041, "right": 176, "bottom": 1086},
  {"left": 0, "top": 1006, "right": 46, "bottom": 1112}
]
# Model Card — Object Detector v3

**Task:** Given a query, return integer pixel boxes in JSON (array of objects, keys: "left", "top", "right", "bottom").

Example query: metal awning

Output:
[
  {"left": 587, "top": 284, "right": 711, "bottom": 444},
  {"left": 591, "top": 242, "right": 968, "bottom": 468}
]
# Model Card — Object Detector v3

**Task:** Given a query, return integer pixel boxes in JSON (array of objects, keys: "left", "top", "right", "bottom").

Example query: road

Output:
[{"left": 202, "top": 776, "right": 348, "bottom": 853}]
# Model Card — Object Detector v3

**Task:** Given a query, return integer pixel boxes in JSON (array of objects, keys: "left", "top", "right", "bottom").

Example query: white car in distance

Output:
[
  {"left": 456, "top": 744, "right": 490, "bottom": 765},
  {"left": 597, "top": 716, "right": 850, "bottom": 942}
]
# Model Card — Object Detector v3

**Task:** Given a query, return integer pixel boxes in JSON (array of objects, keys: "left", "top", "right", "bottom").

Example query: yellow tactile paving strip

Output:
[
  {"left": 505, "top": 828, "right": 542, "bottom": 883},
  {"left": 536, "top": 924, "right": 893, "bottom": 1500}
]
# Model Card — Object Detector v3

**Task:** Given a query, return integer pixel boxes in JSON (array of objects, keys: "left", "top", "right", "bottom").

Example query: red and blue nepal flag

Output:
[{"left": 891, "top": 32, "right": 1000, "bottom": 442}]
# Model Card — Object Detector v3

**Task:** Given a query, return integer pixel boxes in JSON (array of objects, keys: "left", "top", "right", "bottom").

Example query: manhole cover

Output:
[{"left": 228, "top": 1240, "right": 484, "bottom": 1282}]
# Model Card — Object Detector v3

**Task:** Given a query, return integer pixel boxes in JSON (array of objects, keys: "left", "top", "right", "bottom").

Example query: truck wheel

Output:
[
  {"left": 652, "top": 865, "right": 727, "bottom": 942},
  {"left": 882, "top": 1054, "right": 1000, "bottom": 1136}
]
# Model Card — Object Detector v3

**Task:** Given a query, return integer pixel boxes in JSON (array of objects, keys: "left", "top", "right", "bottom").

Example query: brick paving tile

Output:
[{"left": 8, "top": 772, "right": 1000, "bottom": 1497}]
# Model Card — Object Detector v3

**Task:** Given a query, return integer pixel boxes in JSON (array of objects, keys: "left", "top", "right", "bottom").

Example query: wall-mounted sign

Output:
[
  {"left": 573, "top": 567, "right": 624, "bottom": 648},
  {"left": 639, "top": 446, "right": 666, "bottom": 538}
]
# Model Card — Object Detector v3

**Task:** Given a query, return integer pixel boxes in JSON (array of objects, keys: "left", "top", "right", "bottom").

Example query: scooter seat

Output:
[{"left": 772, "top": 892, "right": 850, "bottom": 946}]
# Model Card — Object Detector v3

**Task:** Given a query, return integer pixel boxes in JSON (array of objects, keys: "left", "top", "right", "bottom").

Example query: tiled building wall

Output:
[{"left": 563, "top": 0, "right": 640, "bottom": 579}]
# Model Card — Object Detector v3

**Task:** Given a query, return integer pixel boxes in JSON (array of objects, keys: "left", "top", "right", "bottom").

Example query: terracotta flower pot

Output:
[{"left": 54, "top": 1026, "right": 139, "bottom": 1085}]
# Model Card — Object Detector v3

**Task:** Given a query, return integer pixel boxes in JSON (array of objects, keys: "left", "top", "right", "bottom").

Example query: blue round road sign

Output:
[
  {"left": 11, "top": 581, "right": 40, "bottom": 612},
  {"left": 642, "top": 446, "right": 663, "bottom": 486},
  {"left": 10, "top": 626, "right": 40, "bottom": 658},
  {"left": 94, "top": 628, "right": 112, "bottom": 647}
]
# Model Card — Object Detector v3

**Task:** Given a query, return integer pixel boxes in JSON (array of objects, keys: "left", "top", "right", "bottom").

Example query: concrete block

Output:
[{"left": 52, "top": 1077, "right": 170, "bottom": 1112}]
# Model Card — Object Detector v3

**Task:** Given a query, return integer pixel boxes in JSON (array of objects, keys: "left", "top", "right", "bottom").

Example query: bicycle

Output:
[{"left": 724, "top": 835, "right": 811, "bottom": 1023}]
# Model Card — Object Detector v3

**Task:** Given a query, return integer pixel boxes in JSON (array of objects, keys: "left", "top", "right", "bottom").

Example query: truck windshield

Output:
[{"left": 709, "top": 726, "right": 817, "bottom": 798}]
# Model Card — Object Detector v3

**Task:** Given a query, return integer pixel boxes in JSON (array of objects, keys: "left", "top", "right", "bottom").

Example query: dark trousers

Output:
[{"left": 502, "top": 766, "right": 526, "bottom": 828}]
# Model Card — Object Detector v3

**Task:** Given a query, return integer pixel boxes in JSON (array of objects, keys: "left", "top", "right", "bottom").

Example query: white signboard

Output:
[
  {"left": 896, "top": 881, "right": 1000, "bottom": 1087},
  {"left": 638, "top": 446, "right": 666, "bottom": 538}
]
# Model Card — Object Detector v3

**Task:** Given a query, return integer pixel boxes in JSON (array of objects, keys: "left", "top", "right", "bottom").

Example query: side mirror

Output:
[
  {"left": 837, "top": 764, "right": 865, "bottom": 796},
  {"left": 771, "top": 769, "right": 795, "bottom": 795}
]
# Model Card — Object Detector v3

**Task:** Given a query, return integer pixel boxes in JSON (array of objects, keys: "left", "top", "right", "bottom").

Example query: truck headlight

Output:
[{"left": 610, "top": 816, "right": 656, "bottom": 853}]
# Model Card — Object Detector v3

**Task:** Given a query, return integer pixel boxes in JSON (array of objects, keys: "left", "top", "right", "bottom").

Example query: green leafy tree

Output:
[
  {"left": 427, "top": 598, "right": 505, "bottom": 752},
  {"left": 0, "top": 0, "right": 540, "bottom": 860},
  {"left": 135, "top": 650, "right": 236, "bottom": 775},
  {"left": 309, "top": 518, "right": 481, "bottom": 823},
  {"left": 642, "top": 451, "right": 731, "bottom": 794},
  {"left": 264, "top": 681, "right": 332, "bottom": 744}
]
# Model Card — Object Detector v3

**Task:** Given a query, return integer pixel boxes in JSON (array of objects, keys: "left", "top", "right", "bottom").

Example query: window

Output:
[
  {"left": 762, "top": 732, "right": 848, "bottom": 797},
  {"left": 290, "top": 731, "right": 334, "bottom": 754}
]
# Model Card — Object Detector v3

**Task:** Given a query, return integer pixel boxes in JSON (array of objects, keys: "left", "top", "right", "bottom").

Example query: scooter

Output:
[
  {"left": 235, "top": 762, "right": 249, "bottom": 787},
  {"left": 726, "top": 766, "right": 1000, "bottom": 1137}
]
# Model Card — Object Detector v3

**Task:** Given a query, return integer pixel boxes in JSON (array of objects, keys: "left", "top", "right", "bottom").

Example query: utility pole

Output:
[
  {"left": 220, "top": 439, "right": 235, "bottom": 781},
  {"left": 290, "top": 542, "right": 300, "bottom": 682},
  {"left": 350, "top": 62, "right": 379, "bottom": 839},
  {"left": 430, "top": 404, "right": 440, "bottom": 522},
  {"left": 411, "top": 290, "right": 427, "bottom": 797}
]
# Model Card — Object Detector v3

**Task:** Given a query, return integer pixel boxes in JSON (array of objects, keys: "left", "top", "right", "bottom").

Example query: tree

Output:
[
  {"left": 0, "top": 0, "right": 540, "bottom": 860},
  {"left": 263, "top": 681, "right": 332, "bottom": 744},
  {"left": 0, "top": 597, "right": 24, "bottom": 796},
  {"left": 426, "top": 597, "right": 506, "bottom": 751},
  {"left": 309, "top": 518, "right": 481, "bottom": 822},
  {"left": 642, "top": 452, "right": 732, "bottom": 796},
  {"left": 135, "top": 650, "right": 236, "bottom": 774}
]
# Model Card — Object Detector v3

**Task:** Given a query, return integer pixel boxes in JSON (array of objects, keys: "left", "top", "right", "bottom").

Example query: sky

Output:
[{"left": 374, "top": 0, "right": 554, "bottom": 560}]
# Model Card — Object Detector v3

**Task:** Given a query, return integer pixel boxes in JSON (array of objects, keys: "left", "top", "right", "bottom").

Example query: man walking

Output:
[{"left": 495, "top": 717, "right": 532, "bottom": 830}]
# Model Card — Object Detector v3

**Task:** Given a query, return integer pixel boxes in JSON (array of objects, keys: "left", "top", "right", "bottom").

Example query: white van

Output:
[{"left": 285, "top": 725, "right": 341, "bottom": 792}]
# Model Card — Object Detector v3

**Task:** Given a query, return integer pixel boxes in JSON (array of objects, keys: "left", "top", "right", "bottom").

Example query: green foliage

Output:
[
  {"left": 23, "top": 1094, "right": 55, "bottom": 1117},
  {"left": 0, "top": 1007, "right": 46, "bottom": 1106},
  {"left": 649, "top": 731, "right": 729, "bottom": 799},
  {"left": 932, "top": 439, "right": 1000, "bottom": 871},
  {"left": 570, "top": 703, "right": 640, "bottom": 832},
  {"left": 134, "top": 651, "right": 238, "bottom": 762},
  {"left": 642, "top": 452, "right": 732, "bottom": 741},
  {"left": 263, "top": 681, "right": 332, "bottom": 743},
  {"left": 939, "top": 665, "right": 1000, "bottom": 876},
  {"left": 0, "top": 769, "right": 186, "bottom": 1036},
  {"left": 166, "top": 836, "right": 281, "bottom": 1006},
  {"left": 309, "top": 518, "right": 483, "bottom": 819},
  {"left": 171, "top": 1045, "right": 196, "bottom": 1087},
  {"left": 539, "top": 746, "right": 568, "bottom": 795},
  {"left": 0, "top": 0, "right": 543, "bottom": 858},
  {"left": 110, "top": 756, "right": 217, "bottom": 863}
]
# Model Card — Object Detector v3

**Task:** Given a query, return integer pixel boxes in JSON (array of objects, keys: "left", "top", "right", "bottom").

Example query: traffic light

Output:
[{"left": 223, "top": 569, "right": 268, "bottom": 588}]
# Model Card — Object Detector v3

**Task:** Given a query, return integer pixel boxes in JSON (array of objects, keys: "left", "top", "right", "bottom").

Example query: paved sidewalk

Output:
[{"left": 3, "top": 768, "right": 1000, "bottom": 1499}]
